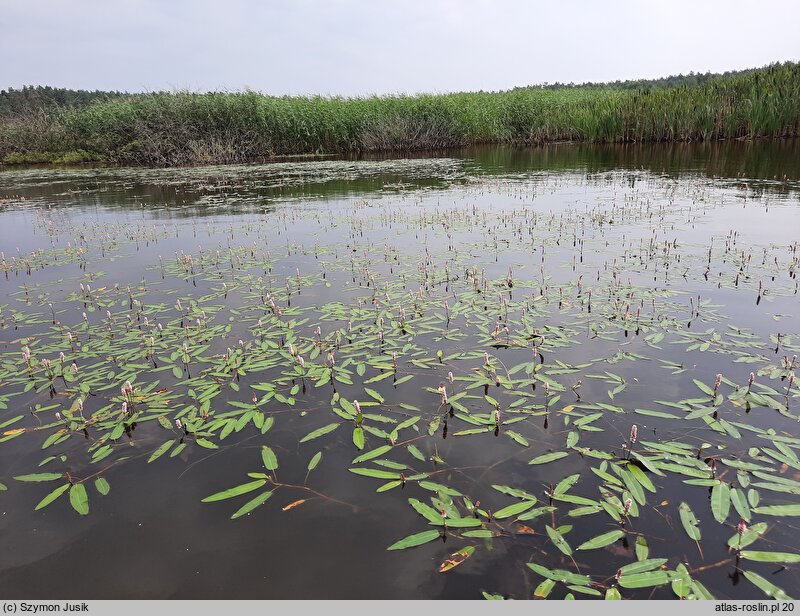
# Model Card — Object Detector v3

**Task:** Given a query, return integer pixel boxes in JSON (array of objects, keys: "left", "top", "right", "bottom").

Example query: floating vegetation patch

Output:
[{"left": 0, "top": 152, "right": 799, "bottom": 599}]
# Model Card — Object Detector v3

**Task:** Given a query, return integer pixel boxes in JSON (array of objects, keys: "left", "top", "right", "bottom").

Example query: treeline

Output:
[
  {"left": 0, "top": 86, "right": 127, "bottom": 117},
  {"left": 525, "top": 65, "right": 774, "bottom": 92},
  {"left": 2, "top": 65, "right": 780, "bottom": 114},
  {"left": 1, "top": 62, "right": 798, "bottom": 166}
]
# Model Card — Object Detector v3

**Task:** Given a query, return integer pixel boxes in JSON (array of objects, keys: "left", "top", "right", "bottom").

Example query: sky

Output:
[{"left": 1, "top": 0, "right": 799, "bottom": 96}]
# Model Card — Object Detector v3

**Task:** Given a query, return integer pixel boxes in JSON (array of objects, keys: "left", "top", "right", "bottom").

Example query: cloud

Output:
[{"left": 1, "top": 0, "right": 798, "bottom": 95}]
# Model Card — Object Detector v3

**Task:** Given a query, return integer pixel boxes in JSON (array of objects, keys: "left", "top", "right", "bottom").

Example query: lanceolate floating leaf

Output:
[
  {"left": 691, "top": 579, "right": 716, "bottom": 600},
  {"left": 407, "top": 444, "right": 426, "bottom": 462},
  {"left": 526, "top": 563, "right": 590, "bottom": 586},
  {"left": 148, "top": 439, "right": 174, "bottom": 463},
  {"left": 618, "top": 571, "right": 671, "bottom": 589},
  {"left": 545, "top": 525, "right": 572, "bottom": 556},
  {"left": 408, "top": 498, "right": 444, "bottom": 523},
  {"left": 230, "top": 490, "right": 273, "bottom": 519},
  {"left": 349, "top": 468, "right": 401, "bottom": 480},
  {"left": 202, "top": 479, "right": 267, "bottom": 502},
  {"left": 34, "top": 482, "right": 70, "bottom": 511},
  {"left": 635, "top": 535, "right": 649, "bottom": 561},
  {"left": 493, "top": 500, "right": 537, "bottom": 519},
  {"left": 711, "top": 481, "right": 731, "bottom": 523},
  {"left": 566, "top": 431, "right": 579, "bottom": 448},
  {"left": 529, "top": 451, "right": 569, "bottom": 465},
  {"left": 492, "top": 485, "right": 537, "bottom": 501},
  {"left": 753, "top": 504, "right": 800, "bottom": 516},
  {"left": 730, "top": 487, "right": 751, "bottom": 522},
  {"left": 352, "top": 427, "right": 365, "bottom": 450},
  {"left": 577, "top": 529, "right": 625, "bottom": 550},
  {"left": 195, "top": 437, "right": 219, "bottom": 449},
  {"left": 619, "top": 559, "right": 668, "bottom": 575},
  {"left": 693, "top": 379, "right": 715, "bottom": 396},
  {"left": 307, "top": 451, "right": 322, "bottom": 471},
  {"left": 505, "top": 430, "right": 529, "bottom": 447},
  {"left": 352, "top": 445, "right": 392, "bottom": 464},
  {"left": 740, "top": 551, "right": 800, "bottom": 563},
  {"left": 14, "top": 473, "right": 64, "bottom": 482},
  {"left": 377, "top": 480, "right": 401, "bottom": 493},
  {"left": 299, "top": 423, "right": 339, "bottom": 443},
  {"left": 553, "top": 474, "right": 581, "bottom": 496},
  {"left": 386, "top": 529, "right": 441, "bottom": 551},
  {"left": 742, "top": 571, "right": 792, "bottom": 600},
  {"left": 678, "top": 502, "right": 701, "bottom": 540},
  {"left": 363, "top": 388, "right": 384, "bottom": 404},
  {"left": 462, "top": 529, "right": 499, "bottom": 538}
]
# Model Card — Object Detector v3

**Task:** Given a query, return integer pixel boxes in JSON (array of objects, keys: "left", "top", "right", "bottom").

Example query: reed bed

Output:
[{"left": 1, "top": 62, "right": 798, "bottom": 166}]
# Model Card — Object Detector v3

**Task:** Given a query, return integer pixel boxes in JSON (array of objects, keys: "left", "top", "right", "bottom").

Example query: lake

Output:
[{"left": 0, "top": 141, "right": 799, "bottom": 600}]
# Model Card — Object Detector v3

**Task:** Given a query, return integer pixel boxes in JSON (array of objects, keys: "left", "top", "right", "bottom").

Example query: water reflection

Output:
[{"left": 0, "top": 143, "right": 798, "bottom": 600}]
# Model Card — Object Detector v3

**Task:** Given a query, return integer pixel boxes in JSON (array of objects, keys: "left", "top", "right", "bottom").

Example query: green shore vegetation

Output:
[{"left": 1, "top": 61, "right": 798, "bottom": 166}]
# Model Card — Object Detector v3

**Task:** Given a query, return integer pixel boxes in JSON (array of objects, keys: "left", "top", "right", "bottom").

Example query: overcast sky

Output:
[{"left": 2, "top": 0, "right": 799, "bottom": 96}]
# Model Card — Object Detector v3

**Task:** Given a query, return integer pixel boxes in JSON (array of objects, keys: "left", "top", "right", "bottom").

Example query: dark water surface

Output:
[{"left": 0, "top": 142, "right": 799, "bottom": 599}]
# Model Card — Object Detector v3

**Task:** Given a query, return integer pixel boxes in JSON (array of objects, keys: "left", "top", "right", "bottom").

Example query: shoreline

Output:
[
  {"left": 2, "top": 63, "right": 798, "bottom": 168},
  {"left": 0, "top": 136, "right": 798, "bottom": 171}
]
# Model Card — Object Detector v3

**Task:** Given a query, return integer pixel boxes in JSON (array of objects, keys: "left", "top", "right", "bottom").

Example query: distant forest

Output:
[
  {"left": 0, "top": 64, "right": 781, "bottom": 116},
  {"left": 523, "top": 65, "right": 775, "bottom": 91},
  {"left": 0, "top": 86, "right": 126, "bottom": 116}
]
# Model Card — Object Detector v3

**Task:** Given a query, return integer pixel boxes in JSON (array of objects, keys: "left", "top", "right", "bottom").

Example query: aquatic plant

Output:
[{"left": 0, "top": 156, "right": 799, "bottom": 599}]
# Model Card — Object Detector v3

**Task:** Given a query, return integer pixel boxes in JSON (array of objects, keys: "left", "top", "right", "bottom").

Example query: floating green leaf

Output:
[
  {"left": 230, "top": 490, "right": 273, "bottom": 519},
  {"left": 678, "top": 502, "right": 701, "bottom": 540},
  {"left": 635, "top": 535, "right": 649, "bottom": 561},
  {"left": 618, "top": 571, "right": 670, "bottom": 588},
  {"left": 526, "top": 563, "right": 590, "bottom": 586},
  {"left": 69, "top": 483, "right": 89, "bottom": 515},
  {"left": 352, "top": 445, "right": 392, "bottom": 464},
  {"left": 753, "top": 504, "right": 800, "bottom": 516},
  {"left": 711, "top": 481, "right": 731, "bottom": 523},
  {"left": 408, "top": 498, "right": 443, "bottom": 523},
  {"left": 742, "top": 571, "right": 792, "bottom": 600},
  {"left": 386, "top": 529, "right": 440, "bottom": 551},
  {"left": 530, "top": 451, "right": 568, "bottom": 465},
  {"left": 349, "top": 468, "right": 401, "bottom": 479},
  {"left": 352, "top": 427, "right": 365, "bottom": 450},
  {"left": 94, "top": 477, "right": 110, "bottom": 496},
  {"left": 261, "top": 446, "right": 278, "bottom": 471},
  {"left": 577, "top": 529, "right": 624, "bottom": 550},
  {"left": 202, "top": 479, "right": 267, "bottom": 502},
  {"left": 740, "top": 551, "right": 800, "bottom": 563},
  {"left": 545, "top": 525, "right": 572, "bottom": 556},
  {"left": 299, "top": 423, "right": 339, "bottom": 443},
  {"left": 671, "top": 563, "right": 692, "bottom": 598},
  {"left": 34, "top": 482, "right": 70, "bottom": 511},
  {"left": 619, "top": 559, "right": 668, "bottom": 575},
  {"left": 14, "top": 473, "right": 64, "bottom": 482},
  {"left": 307, "top": 451, "right": 322, "bottom": 471},
  {"left": 493, "top": 500, "right": 537, "bottom": 519}
]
